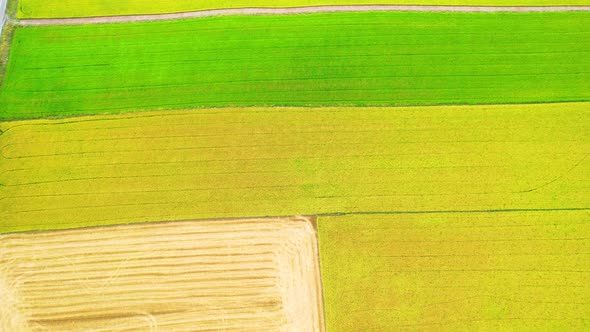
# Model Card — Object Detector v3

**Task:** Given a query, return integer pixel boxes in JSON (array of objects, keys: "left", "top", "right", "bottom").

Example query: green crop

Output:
[{"left": 1, "top": 12, "right": 589, "bottom": 120}]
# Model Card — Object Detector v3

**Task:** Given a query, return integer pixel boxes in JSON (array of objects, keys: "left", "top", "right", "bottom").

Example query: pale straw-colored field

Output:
[{"left": 0, "top": 217, "right": 324, "bottom": 331}]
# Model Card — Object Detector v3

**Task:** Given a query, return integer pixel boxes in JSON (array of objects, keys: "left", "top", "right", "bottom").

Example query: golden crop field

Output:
[
  {"left": 1, "top": 103, "right": 588, "bottom": 233},
  {"left": 318, "top": 210, "right": 590, "bottom": 330}
]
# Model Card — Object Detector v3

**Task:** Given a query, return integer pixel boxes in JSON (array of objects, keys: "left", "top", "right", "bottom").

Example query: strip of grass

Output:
[
  {"left": 1, "top": 103, "right": 587, "bottom": 233},
  {"left": 17, "top": 0, "right": 590, "bottom": 19},
  {"left": 318, "top": 210, "right": 590, "bottom": 331},
  {"left": 1, "top": 12, "right": 589, "bottom": 120}
]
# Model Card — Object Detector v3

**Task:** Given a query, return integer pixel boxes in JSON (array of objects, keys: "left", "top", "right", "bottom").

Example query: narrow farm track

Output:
[
  {"left": 0, "top": 217, "right": 324, "bottom": 331},
  {"left": 16, "top": 5, "right": 590, "bottom": 26}
]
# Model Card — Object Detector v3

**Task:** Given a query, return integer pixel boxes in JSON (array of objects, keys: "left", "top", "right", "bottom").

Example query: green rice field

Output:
[{"left": 1, "top": 12, "right": 589, "bottom": 120}]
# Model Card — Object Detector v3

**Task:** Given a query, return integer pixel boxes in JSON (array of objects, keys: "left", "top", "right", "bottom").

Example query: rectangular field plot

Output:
[
  {"left": 318, "top": 210, "right": 590, "bottom": 331},
  {"left": 1, "top": 12, "right": 589, "bottom": 120},
  {"left": 1, "top": 103, "right": 588, "bottom": 233},
  {"left": 0, "top": 217, "right": 324, "bottom": 331},
  {"left": 17, "top": 0, "right": 590, "bottom": 19}
]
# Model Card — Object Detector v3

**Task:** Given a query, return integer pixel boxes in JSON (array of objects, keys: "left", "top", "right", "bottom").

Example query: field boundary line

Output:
[{"left": 16, "top": 5, "right": 590, "bottom": 26}]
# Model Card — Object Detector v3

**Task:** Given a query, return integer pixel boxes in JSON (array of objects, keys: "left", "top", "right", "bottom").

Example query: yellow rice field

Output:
[
  {"left": 1, "top": 103, "right": 588, "bottom": 233},
  {"left": 318, "top": 210, "right": 590, "bottom": 330}
]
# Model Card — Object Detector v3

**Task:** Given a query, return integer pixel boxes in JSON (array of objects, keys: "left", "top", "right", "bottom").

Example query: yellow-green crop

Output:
[
  {"left": 318, "top": 210, "right": 590, "bottom": 330},
  {"left": 1, "top": 103, "right": 588, "bottom": 233},
  {"left": 17, "top": 0, "right": 590, "bottom": 19}
]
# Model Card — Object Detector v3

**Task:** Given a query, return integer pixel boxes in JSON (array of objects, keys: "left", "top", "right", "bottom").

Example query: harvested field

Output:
[
  {"left": 0, "top": 216, "right": 324, "bottom": 331},
  {"left": 318, "top": 210, "right": 590, "bottom": 331},
  {"left": 17, "top": 0, "right": 590, "bottom": 19},
  {"left": 1, "top": 12, "right": 590, "bottom": 120},
  {"left": 1, "top": 103, "right": 588, "bottom": 233}
]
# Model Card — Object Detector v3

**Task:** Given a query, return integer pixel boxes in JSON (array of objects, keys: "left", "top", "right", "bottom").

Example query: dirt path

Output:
[
  {"left": 18, "top": 5, "right": 590, "bottom": 26},
  {"left": 0, "top": 0, "right": 7, "bottom": 33}
]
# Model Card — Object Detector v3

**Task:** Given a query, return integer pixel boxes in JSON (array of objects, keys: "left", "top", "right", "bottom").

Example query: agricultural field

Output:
[
  {"left": 16, "top": 0, "right": 590, "bottom": 18},
  {"left": 318, "top": 211, "right": 590, "bottom": 330},
  {"left": 0, "top": 216, "right": 324, "bottom": 331},
  {"left": 1, "top": 12, "right": 590, "bottom": 120},
  {"left": 1, "top": 103, "right": 588, "bottom": 233},
  {"left": 1, "top": 3, "right": 589, "bottom": 331}
]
